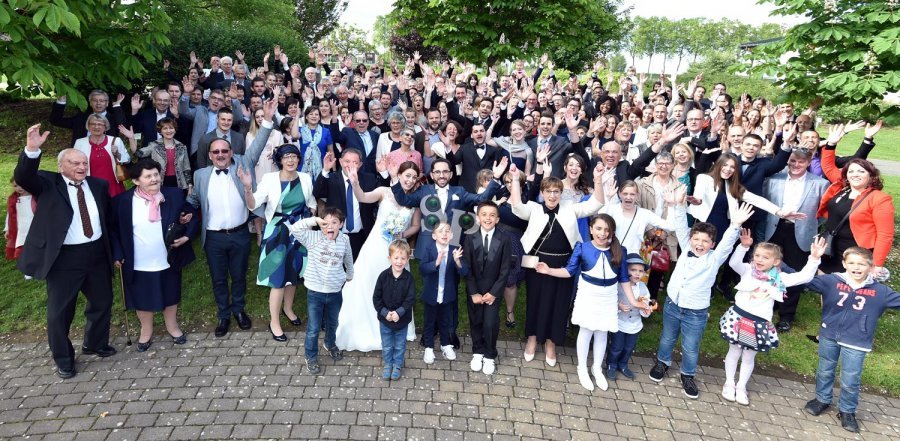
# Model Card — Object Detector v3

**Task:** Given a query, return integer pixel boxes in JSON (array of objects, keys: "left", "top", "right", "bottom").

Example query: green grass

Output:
[
  {"left": 831, "top": 126, "right": 900, "bottom": 162},
  {"left": 1, "top": 99, "right": 898, "bottom": 395}
]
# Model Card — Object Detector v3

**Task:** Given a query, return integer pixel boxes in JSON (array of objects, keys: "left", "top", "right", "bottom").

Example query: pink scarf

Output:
[{"left": 135, "top": 187, "right": 164, "bottom": 222}]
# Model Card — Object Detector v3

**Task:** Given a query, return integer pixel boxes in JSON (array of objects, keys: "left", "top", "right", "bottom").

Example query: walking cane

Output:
[{"left": 117, "top": 266, "right": 132, "bottom": 346}]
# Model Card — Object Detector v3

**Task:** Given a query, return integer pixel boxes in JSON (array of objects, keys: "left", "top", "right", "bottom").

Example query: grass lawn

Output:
[
  {"left": 0, "top": 99, "right": 898, "bottom": 395},
  {"left": 831, "top": 125, "right": 900, "bottom": 162}
]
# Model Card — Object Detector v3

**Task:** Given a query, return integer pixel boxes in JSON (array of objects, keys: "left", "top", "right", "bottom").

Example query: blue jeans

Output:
[
  {"left": 608, "top": 331, "right": 639, "bottom": 371},
  {"left": 204, "top": 229, "right": 250, "bottom": 319},
  {"left": 656, "top": 298, "right": 708, "bottom": 376},
  {"left": 305, "top": 290, "right": 342, "bottom": 360},
  {"left": 379, "top": 323, "right": 407, "bottom": 368},
  {"left": 816, "top": 337, "right": 867, "bottom": 413}
]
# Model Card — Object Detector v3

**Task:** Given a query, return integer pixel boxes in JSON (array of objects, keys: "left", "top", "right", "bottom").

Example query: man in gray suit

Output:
[
  {"left": 762, "top": 148, "right": 830, "bottom": 332},
  {"left": 179, "top": 82, "right": 245, "bottom": 167},
  {"left": 186, "top": 98, "right": 275, "bottom": 338},
  {"left": 195, "top": 108, "right": 246, "bottom": 169}
]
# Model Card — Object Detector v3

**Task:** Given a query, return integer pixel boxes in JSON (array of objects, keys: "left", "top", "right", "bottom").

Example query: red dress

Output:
[{"left": 89, "top": 137, "right": 126, "bottom": 197}]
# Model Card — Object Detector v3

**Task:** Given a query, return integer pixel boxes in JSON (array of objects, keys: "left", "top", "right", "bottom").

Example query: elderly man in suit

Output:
[
  {"left": 186, "top": 99, "right": 275, "bottom": 337},
  {"left": 50, "top": 90, "right": 125, "bottom": 145},
  {"left": 334, "top": 111, "right": 380, "bottom": 174},
  {"left": 763, "top": 148, "right": 830, "bottom": 332},
  {"left": 179, "top": 81, "right": 245, "bottom": 166},
  {"left": 314, "top": 148, "right": 378, "bottom": 259},
  {"left": 195, "top": 108, "right": 247, "bottom": 169},
  {"left": 14, "top": 124, "right": 117, "bottom": 379}
]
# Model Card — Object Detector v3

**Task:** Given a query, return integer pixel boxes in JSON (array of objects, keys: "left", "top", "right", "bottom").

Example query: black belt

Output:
[{"left": 208, "top": 221, "right": 247, "bottom": 234}]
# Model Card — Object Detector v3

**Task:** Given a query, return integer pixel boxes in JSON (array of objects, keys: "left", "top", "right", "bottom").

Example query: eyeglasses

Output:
[
  {"left": 354, "top": 119, "right": 368, "bottom": 122},
  {"left": 210, "top": 150, "right": 230, "bottom": 155},
  {"left": 656, "top": 162, "right": 674, "bottom": 167},
  {"left": 543, "top": 190, "right": 562, "bottom": 195},
  {"left": 686, "top": 117, "right": 703, "bottom": 122},
  {"left": 432, "top": 170, "right": 452, "bottom": 175},
  {"left": 281, "top": 154, "right": 299, "bottom": 160}
]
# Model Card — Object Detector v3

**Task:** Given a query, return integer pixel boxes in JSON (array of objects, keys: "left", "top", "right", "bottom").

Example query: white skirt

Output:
[{"left": 571, "top": 279, "right": 619, "bottom": 332}]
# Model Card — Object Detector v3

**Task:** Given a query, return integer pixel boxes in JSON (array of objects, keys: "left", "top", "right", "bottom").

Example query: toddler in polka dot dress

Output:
[{"left": 717, "top": 229, "right": 826, "bottom": 405}]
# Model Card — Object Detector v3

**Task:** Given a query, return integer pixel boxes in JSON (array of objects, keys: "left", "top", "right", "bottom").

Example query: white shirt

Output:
[
  {"left": 475, "top": 144, "right": 486, "bottom": 160},
  {"left": 155, "top": 110, "right": 168, "bottom": 122},
  {"left": 61, "top": 175, "right": 102, "bottom": 245},
  {"left": 481, "top": 227, "right": 494, "bottom": 251},
  {"left": 206, "top": 168, "right": 248, "bottom": 230},
  {"left": 781, "top": 172, "right": 807, "bottom": 214},
  {"left": 436, "top": 186, "right": 449, "bottom": 211},
  {"left": 341, "top": 171, "right": 362, "bottom": 234},
  {"left": 131, "top": 194, "right": 169, "bottom": 271}
]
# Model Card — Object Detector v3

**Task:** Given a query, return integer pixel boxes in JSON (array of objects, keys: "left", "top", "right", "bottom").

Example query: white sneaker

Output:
[
  {"left": 736, "top": 388, "right": 749, "bottom": 405},
  {"left": 441, "top": 345, "right": 457, "bottom": 360},
  {"left": 722, "top": 384, "right": 736, "bottom": 402},
  {"left": 470, "top": 354, "right": 484, "bottom": 372},
  {"left": 482, "top": 358, "right": 496, "bottom": 375},
  {"left": 423, "top": 347, "right": 435, "bottom": 365},
  {"left": 577, "top": 365, "right": 594, "bottom": 391}
]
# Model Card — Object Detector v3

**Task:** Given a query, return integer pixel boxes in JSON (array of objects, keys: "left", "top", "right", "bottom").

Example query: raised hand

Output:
[
  {"left": 235, "top": 50, "right": 245, "bottom": 63},
  {"left": 782, "top": 122, "right": 798, "bottom": 143},
  {"left": 130, "top": 93, "right": 144, "bottom": 115},
  {"left": 263, "top": 97, "right": 277, "bottom": 121},
  {"left": 809, "top": 235, "right": 827, "bottom": 259},
  {"left": 844, "top": 120, "right": 866, "bottom": 133},
  {"left": 492, "top": 156, "right": 509, "bottom": 179},
  {"left": 535, "top": 143, "right": 550, "bottom": 164},
  {"left": 189, "top": 51, "right": 198, "bottom": 65},
  {"left": 739, "top": 228, "right": 753, "bottom": 247},
  {"left": 323, "top": 151, "right": 336, "bottom": 172},
  {"left": 507, "top": 163, "right": 521, "bottom": 181},
  {"left": 452, "top": 247, "right": 464, "bottom": 265},
  {"left": 118, "top": 125, "right": 135, "bottom": 139},
  {"left": 169, "top": 101, "right": 179, "bottom": 118},
  {"left": 182, "top": 76, "right": 194, "bottom": 94},
  {"left": 864, "top": 119, "right": 883, "bottom": 139},
  {"left": 730, "top": 202, "right": 756, "bottom": 226},
  {"left": 779, "top": 211, "right": 807, "bottom": 221},
  {"left": 825, "top": 123, "right": 846, "bottom": 145},
  {"left": 661, "top": 122, "right": 686, "bottom": 143},
  {"left": 25, "top": 124, "right": 50, "bottom": 152},
  {"left": 237, "top": 165, "right": 253, "bottom": 189}
]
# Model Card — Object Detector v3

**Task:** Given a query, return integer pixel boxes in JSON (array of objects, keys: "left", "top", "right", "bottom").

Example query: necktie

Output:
[
  {"left": 216, "top": 168, "right": 229, "bottom": 175},
  {"left": 361, "top": 132, "right": 372, "bottom": 155},
  {"left": 70, "top": 182, "right": 93, "bottom": 238},
  {"left": 437, "top": 250, "right": 447, "bottom": 301},
  {"left": 483, "top": 233, "right": 490, "bottom": 267},
  {"left": 222, "top": 133, "right": 229, "bottom": 142},
  {"left": 540, "top": 139, "right": 548, "bottom": 148},
  {"left": 345, "top": 179, "right": 355, "bottom": 232}
]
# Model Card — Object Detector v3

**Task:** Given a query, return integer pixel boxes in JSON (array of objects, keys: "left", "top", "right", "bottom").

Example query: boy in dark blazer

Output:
[
  {"left": 463, "top": 201, "right": 512, "bottom": 376},
  {"left": 419, "top": 222, "right": 469, "bottom": 365}
]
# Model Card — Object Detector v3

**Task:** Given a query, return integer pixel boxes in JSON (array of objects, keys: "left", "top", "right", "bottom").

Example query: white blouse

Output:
[{"left": 131, "top": 194, "right": 169, "bottom": 272}]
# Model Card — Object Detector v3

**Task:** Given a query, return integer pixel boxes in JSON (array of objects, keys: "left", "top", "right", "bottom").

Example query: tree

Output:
[
  {"left": 0, "top": 0, "right": 172, "bottom": 110},
  {"left": 390, "top": 17, "right": 449, "bottom": 63},
  {"left": 371, "top": 14, "right": 393, "bottom": 54},
  {"left": 393, "top": 0, "right": 626, "bottom": 67},
  {"left": 549, "top": 2, "right": 626, "bottom": 73},
  {"left": 293, "top": 0, "right": 348, "bottom": 46},
  {"left": 743, "top": 0, "right": 900, "bottom": 123},
  {"left": 320, "top": 24, "right": 374, "bottom": 58}
]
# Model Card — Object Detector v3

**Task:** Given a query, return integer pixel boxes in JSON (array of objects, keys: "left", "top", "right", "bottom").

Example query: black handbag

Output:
[
  {"left": 818, "top": 189, "right": 871, "bottom": 257},
  {"left": 164, "top": 222, "right": 187, "bottom": 249}
]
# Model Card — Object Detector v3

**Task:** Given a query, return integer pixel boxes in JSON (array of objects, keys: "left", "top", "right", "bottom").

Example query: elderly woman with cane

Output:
[{"left": 110, "top": 159, "right": 199, "bottom": 352}]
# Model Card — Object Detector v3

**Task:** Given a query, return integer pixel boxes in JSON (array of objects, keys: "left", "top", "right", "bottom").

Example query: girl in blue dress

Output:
[{"left": 536, "top": 214, "right": 651, "bottom": 392}]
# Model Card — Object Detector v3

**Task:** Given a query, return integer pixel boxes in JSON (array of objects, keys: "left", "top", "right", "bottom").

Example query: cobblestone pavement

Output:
[{"left": 0, "top": 332, "right": 898, "bottom": 440}]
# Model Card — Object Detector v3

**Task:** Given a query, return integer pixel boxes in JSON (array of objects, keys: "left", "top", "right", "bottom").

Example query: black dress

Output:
[
  {"left": 820, "top": 191, "right": 858, "bottom": 274},
  {"left": 524, "top": 206, "right": 575, "bottom": 346}
]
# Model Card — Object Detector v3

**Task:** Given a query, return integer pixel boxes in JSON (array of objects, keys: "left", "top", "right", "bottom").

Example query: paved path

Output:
[
  {"left": 869, "top": 159, "right": 900, "bottom": 177},
  {"left": 0, "top": 333, "right": 898, "bottom": 440}
]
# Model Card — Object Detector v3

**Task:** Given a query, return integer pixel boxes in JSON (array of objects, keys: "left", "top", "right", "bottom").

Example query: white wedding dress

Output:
[{"left": 336, "top": 187, "right": 417, "bottom": 352}]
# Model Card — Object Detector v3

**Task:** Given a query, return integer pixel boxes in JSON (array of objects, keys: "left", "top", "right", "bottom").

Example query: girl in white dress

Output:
[
  {"left": 337, "top": 160, "right": 422, "bottom": 351},
  {"left": 537, "top": 214, "right": 651, "bottom": 392}
]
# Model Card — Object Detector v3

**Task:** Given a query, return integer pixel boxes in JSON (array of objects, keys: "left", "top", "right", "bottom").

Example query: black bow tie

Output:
[
  {"left": 216, "top": 168, "right": 229, "bottom": 175},
  {"left": 476, "top": 144, "right": 485, "bottom": 150},
  {"left": 687, "top": 251, "right": 698, "bottom": 258}
]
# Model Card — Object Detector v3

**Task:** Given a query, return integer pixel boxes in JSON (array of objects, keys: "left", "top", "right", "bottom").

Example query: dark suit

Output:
[
  {"left": 463, "top": 229, "right": 512, "bottom": 359},
  {"left": 50, "top": 102, "right": 125, "bottom": 146},
  {"left": 196, "top": 130, "right": 246, "bottom": 169},
  {"left": 335, "top": 127, "right": 380, "bottom": 175},
  {"left": 527, "top": 135, "right": 590, "bottom": 178},
  {"left": 312, "top": 170, "right": 377, "bottom": 259},
  {"left": 448, "top": 142, "right": 509, "bottom": 194},
  {"left": 419, "top": 244, "right": 469, "bottom": 348},
  {"left": 127, "top": 109, "right": 192, "bottom": 148},
  {"left": 14, "top": 151, "right": 114, "bottom": 371}
]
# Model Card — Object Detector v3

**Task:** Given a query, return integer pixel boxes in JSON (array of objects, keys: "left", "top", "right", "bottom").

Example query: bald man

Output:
[{"left": 15, "top": 125, "right": 117, "bottom": 379}]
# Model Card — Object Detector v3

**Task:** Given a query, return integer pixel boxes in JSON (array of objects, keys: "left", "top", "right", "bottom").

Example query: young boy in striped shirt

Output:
[{"left": 289, "top": 207, "right": 354, "bottom": 375}]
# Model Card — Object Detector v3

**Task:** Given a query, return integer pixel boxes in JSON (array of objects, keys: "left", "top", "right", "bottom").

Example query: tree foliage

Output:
[
  {"left": 393, "top": 0, "right": 626, "bottom": 67},
  {"left": 389, "top": 16, "right": 449, "bottom": 63},
  {"left": 293, "top": 0, "right": 348, "bottom": 46},
  {"left": 742, "top": 0, "right": 900, "bottom": 124},
  {"left": 320, "top": 24, "right": 374, "bottom": 58},
  {"left": 0, "top": 0, "right": 172, "bottom": 110},
  {"left": 549, "top": 2, "right": 626, "bottom": 73}
]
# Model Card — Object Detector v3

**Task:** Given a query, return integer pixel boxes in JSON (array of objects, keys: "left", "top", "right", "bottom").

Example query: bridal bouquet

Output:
[{"left": 382, "top": 211, "right": 408, "bottom": 243}]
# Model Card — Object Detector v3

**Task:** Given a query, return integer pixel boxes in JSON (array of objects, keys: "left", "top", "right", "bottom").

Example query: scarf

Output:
[
  {"left": 751, "top": 267, "right": 786, "bottom": 299},
  {"left": 300, "top": 125, "right": 323, "bottom": 178},
  {"left": 135, "top": 187, "right": 165, "bottom": 222}
]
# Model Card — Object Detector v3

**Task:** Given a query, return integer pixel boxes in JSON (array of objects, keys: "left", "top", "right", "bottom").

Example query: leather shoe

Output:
[
  {"left": 170, "top": 333, "right": 187, "bottom": 345},
  {"left": 281, "top": 310, "right": 302, "bottom": 326},
  {"left": 136, "top": 340, "right": 152, "bottom": 352},
  {"left": 215, "top": 318, "right": 230, "bottom": 337},
  {"left": 838, "top": 411, "right": 860, "bottom": 433},
  {"left": 776, "top": 321, "right": 792, "bottom": 332},
  {"left": 804, "top": 399, "right": 831, "bottom": 416},
  {"left": 268, "top": 325, "right": 287, "bottom": 342},
  {"left": 235, "top": 311, "right": 252, "bottom": 330},
  {"left": 81, "top": 345, "right": 117, "bottom": 357},
  {"left": 56, "top": 366, "right": 76, "bottom": 379}
]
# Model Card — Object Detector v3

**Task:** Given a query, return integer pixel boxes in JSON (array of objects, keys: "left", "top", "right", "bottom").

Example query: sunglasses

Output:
[{"left": 210, "top": 150, "right": 230, "bottom": 155}]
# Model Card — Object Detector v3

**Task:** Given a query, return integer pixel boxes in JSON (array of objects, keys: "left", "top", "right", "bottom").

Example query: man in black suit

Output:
[
  {"left": 448, "top": 123, "right": 509, "bottom": 193},
  {"left": 127, "top": 90, "right": 175, "bottom": 147},
  {"left": 334, "top": 111, "right": 380, "bottom": 174},
  {"left": 463, "top": 201, "right": 512, "bottom": 376},
  {"left": 50, "top": 90, "right": 125, "bottom": 145},
  {"left": 14, "top": 124, "right": 117, "bottom": 379},
  {"left": 526, "top": 112, "right": 590, "bottom": 177},
  {"left": 314, "top": 148, "right": 377, "bottom": 259},
  {"left": 195, "top": 108, "right": 246, "bottom": 168}
]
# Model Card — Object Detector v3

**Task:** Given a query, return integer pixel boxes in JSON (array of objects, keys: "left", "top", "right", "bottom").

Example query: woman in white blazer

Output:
[
  {"left": 509, "top": 161, "right": 606, "bottom": 366},
  {"left": 687, "top": 153, "right": 787, "bottom": 243},
  {"left": 240, "top": 144, "right": 316, "bottom": 341},
  {"left": 73, "top": 114, "right": 131, "bottom": 197}
]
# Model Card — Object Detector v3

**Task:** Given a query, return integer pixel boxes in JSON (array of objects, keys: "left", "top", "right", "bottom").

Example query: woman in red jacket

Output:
[{"left": 818, "top": 145, "right": 894, "bottom": 277}]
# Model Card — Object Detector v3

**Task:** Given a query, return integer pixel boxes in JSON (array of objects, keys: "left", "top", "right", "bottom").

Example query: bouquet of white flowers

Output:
[{"left": 382, "top": 211, "right": 409, "bottom": 243}]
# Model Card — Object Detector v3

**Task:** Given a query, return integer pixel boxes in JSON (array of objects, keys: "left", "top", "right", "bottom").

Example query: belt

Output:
[{"left": 208, "top": 221, "right": 248, "bottom": 234}]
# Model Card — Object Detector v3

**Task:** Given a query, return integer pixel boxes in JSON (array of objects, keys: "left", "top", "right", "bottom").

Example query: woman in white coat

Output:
[
  {"left": 240, "top": 144, "right": 316, "bottom": 341},
  {"left": 73, "top": 114, "right": 130, "bottom": 197}
]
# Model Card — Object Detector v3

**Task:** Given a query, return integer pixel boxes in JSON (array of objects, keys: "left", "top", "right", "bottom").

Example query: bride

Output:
[{"left": 336, "top": 160, "right": 422, "bottom": 352}]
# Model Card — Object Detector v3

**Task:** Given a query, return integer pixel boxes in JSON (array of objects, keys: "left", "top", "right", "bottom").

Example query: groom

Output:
[
  {"left": 314, "top": 148, "right": 377, "bottom": 259},
  {"left": 392, "top": 157, "right": 507, "bottom": 348}
]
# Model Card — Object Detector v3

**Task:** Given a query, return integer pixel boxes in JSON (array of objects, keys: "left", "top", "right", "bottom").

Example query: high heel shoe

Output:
[
  {"left": 268, "top": 325, "right": 287, "bottom": 342},
  {"left": 505, "top": 311, "right": 516, "bottom": 329},
  {"left": 282, "top": 310, "right": 302, "bottom": 326}
]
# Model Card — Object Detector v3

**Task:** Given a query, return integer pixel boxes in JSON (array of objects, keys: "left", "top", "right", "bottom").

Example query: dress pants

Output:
[
  {"left": 467, "top": 295, "right": 500, "bottom": 359},
  {"left": 204, "top": 228, "right": 250, "bottom": 320},
  {"left": 346, "top": 231, "right": 366, "bottom": 261},
  {"left": 769, "top": 220, "right": 810, "bottom": 322},
  {"left": 45, "top": 240, "right": 113, "bottom": 370}
]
